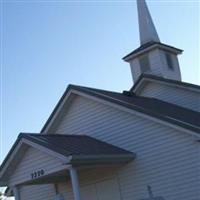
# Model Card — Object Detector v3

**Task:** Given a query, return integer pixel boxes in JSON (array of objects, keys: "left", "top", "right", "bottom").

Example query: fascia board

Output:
[{"left": 69, "top": 154, "right": 135, "bottom": 165}]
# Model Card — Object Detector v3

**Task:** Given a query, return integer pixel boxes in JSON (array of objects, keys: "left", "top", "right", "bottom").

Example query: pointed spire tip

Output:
[{"left": 137, "top": 0, "right": 160, "bottom": 45}]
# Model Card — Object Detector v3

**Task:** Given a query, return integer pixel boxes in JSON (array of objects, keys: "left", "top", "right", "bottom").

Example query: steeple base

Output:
[{"left": 123, "top": 42, "right": 183, "bottom": 83}]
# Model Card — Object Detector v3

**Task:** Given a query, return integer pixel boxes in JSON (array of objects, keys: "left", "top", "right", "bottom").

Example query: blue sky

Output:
[{"left": 0, "top": 0, "right": 199, "bottom": 192}]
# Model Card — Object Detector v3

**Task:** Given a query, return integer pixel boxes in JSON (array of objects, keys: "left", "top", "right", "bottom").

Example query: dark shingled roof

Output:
[
  {"left": 0, "top": 134, "right": 135, "bottom": 174},
  {"left": 19, "top": 133, "right": 133, "bottom": 157},
  {"left": 123, "top": 41, "right": 183, "bottom": 61},
  {"left": 41, "top": 84, "right": 200, "bottom": 133}
]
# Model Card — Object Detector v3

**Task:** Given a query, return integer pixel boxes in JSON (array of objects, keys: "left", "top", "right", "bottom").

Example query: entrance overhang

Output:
[{"left": 0, "top": 133, "right": 136, "bottom": 200}]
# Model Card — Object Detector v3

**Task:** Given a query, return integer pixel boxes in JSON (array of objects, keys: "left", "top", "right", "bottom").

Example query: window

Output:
[
  {"left": 165, "top": 53, "right": 174, "bottom": 70},
  {"left": 139, "top": 55, "right": 150, "bottom": 73}
]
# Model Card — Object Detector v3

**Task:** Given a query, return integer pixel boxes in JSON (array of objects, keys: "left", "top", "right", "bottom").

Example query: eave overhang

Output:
[{"left": 123, "top": 42, "right": 183, "bottom": 62}]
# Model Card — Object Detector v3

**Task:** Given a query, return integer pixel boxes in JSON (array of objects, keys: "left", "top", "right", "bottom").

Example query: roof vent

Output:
[{"left": 123, "top": 91, "right": 134, "bottom": 97}]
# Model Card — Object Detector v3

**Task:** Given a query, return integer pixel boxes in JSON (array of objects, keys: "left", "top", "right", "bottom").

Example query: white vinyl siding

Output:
[
  {"left": 52, "top": 95, "right": 199, "bottom": 200},
  {"left": 81, "top": 184, "right": 98, "bottom": 200},
  {"left": 57, "top": 166, "right": 121, "bottom": 200},
  {"left": 137, "top": 81, "right": 200, "bottom": 112},
  {"left": 148, "top": 49, "right": 181, "bottom": 81},
  {"left": 95, "top": 178, "right": 121, "bottom": 200},
  {"left": 20, "top": 184, "right": 55, "bottom": 200},
  {"left": 8, "top": 146, "right": 64, "bottom": 186},
  {"left": 148, "top": 49, "right": 163, "bottom": 76},
  {"left": 129, "top": 48, "right": 181, "bottom": 83}
]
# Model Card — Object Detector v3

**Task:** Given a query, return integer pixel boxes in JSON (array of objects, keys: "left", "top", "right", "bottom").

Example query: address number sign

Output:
[{"left": 31, "top": 169, "right": 45, "bottom": 179}]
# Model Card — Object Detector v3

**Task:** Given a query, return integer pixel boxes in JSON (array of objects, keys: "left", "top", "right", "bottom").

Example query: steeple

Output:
[
  {"left": 123, "top": 0, "right": 183, "bottom": 84},
  {"left": 137, "top": 0, "right": 160, "bottom": 45}
]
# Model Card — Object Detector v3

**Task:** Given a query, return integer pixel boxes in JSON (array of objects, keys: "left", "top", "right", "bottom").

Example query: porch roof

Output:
[
  {"left": 18, "top": 133, "right": 135, "bottom": 162},
  {"left": 0, "top": 133, "right": 135, "bottom": 186}
]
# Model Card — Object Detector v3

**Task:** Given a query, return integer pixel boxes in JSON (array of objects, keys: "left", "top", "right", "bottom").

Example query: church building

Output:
[{"left": 0, "top": 0, "right": 200, "bottom": 200}]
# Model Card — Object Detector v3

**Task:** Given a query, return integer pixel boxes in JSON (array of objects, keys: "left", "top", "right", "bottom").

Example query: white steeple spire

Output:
[
  {"left": 137, "top": 0, "right": 160, "bottom": 45},
  {"left": 123, "top": 0, "right": 182, "bottom": 83}
]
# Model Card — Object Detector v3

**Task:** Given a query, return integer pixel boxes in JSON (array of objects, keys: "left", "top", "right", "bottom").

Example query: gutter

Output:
[{"left": 65, "top": 153, "right": 136, "bottom": 165}]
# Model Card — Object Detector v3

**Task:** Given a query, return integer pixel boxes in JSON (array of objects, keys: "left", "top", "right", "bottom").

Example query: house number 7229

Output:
[{"left": 31, "top": 169, "right": 45, "bottom": 179}]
